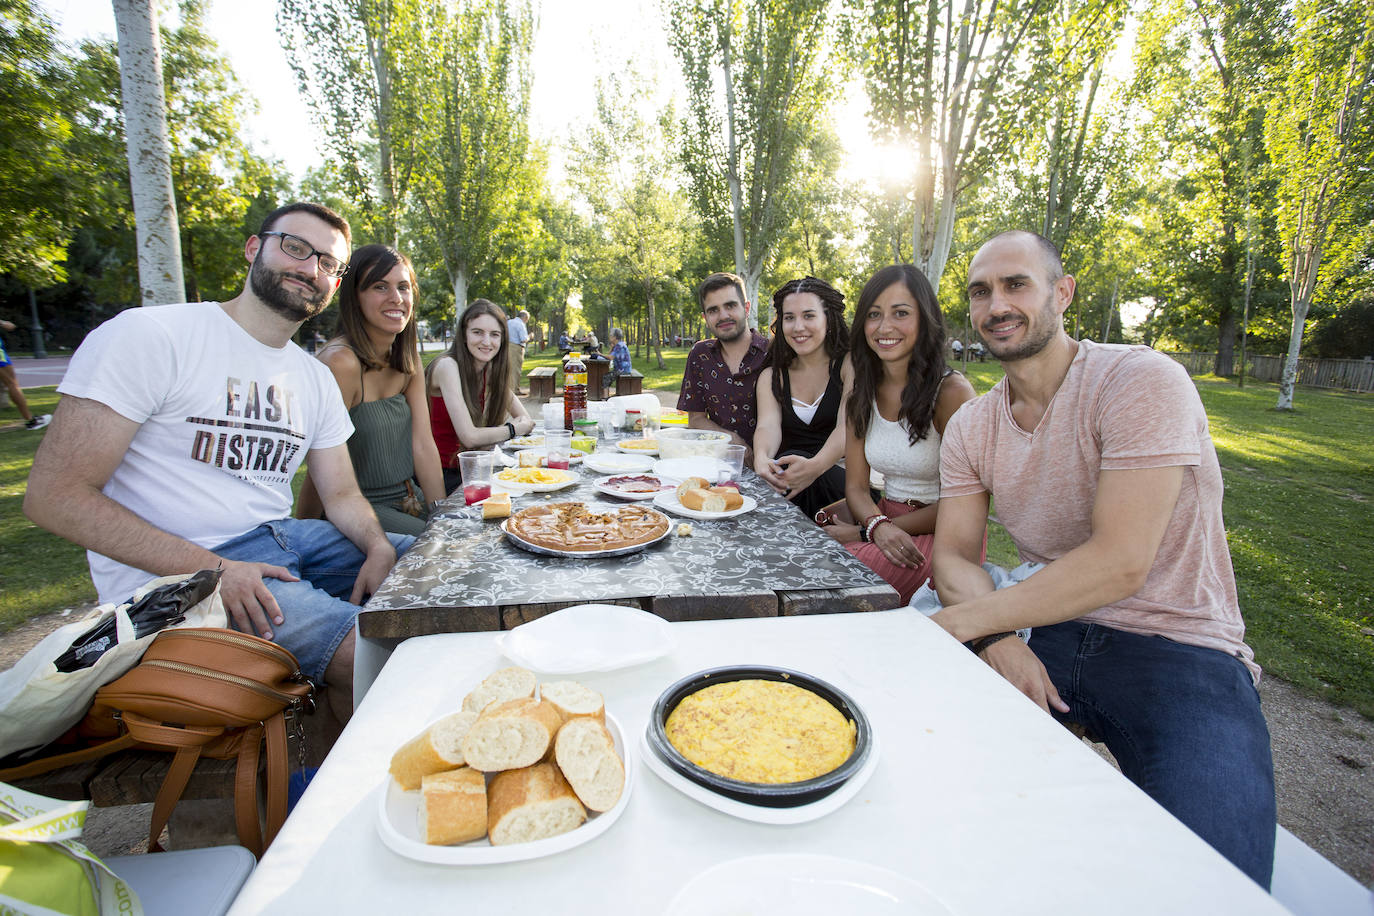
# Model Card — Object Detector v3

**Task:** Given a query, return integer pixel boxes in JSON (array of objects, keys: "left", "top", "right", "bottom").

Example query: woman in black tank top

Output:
[{"left": 752, "top": 277, "right": 853, "bottom": 519}]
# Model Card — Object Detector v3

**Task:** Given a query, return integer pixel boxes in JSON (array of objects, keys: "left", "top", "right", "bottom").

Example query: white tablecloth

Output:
[{"left": 231, "top": 609, "right": 1286, "bottom": 915}]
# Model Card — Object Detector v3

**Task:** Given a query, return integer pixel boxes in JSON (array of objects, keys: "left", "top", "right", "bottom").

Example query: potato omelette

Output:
[{"left": 664, "top": 679, "right": 856, "bottom": 783}]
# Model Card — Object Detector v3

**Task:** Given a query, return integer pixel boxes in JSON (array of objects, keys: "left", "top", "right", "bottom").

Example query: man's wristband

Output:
[
  {"left": 969, "top": 631, "right": 1018, "bottom": 655},
  {"left": 504, "top": 421, "right": 516, "bottom": 440}
]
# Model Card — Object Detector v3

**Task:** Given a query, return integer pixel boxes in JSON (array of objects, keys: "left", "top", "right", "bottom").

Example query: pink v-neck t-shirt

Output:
[{"left": 940, "top": 340, "right": 1258, "bottom": 683}]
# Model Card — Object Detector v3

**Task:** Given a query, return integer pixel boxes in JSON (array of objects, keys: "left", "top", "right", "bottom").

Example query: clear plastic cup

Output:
[
  {"left": 717, "top": 444, "right": 746, "bottom": 488},
  {"left": 544, "top": 429, "right": 573, "bottom": 470},
  {"left": 459, "top": 450, "right": 495, "bottom": 504}
]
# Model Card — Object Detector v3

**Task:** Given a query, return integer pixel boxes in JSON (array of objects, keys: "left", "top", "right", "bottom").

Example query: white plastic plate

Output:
[
  {"left": 376, "top": 712, "right": 633, "bottom": 864},
  {"left": 665, "top": 852, "right": 952, "bottom": 915},
  {"left": 494, "top": 604, "right": 676, "bottom": 673},
  {"left": 582, "top": 452, "right": 656, "bottom": 475},
  {"left": 637, "top": 729, "right": 880, "bottom": 826},
  {"left": 652, "top": 490, "right": 757, "bottom": 520},
  {"left": 592, "top": 474, "right": 670, "bottom": 501}
]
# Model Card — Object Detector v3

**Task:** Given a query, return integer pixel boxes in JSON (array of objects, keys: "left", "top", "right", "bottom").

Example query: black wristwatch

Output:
[
  {"left": 504, "top": 421, "right": 516, "bottom": 440},
  {"left": 969, "top": 631, "right": 1017, "bottom": 655}
]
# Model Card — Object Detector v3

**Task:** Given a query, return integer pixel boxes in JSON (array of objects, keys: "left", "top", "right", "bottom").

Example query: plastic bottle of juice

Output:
[{"left": 563, "top": 353, "right": 587, "bottom": 430}]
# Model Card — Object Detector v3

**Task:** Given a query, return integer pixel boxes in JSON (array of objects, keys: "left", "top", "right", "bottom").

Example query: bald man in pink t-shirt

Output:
[{"left": 931, "top": 230, "right": 1275, "bottom": 888}]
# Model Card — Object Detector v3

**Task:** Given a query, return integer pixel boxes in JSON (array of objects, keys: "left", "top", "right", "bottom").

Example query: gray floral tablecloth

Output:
[{"left": 364, "top": 468, "right": 889, "bottom": 611}]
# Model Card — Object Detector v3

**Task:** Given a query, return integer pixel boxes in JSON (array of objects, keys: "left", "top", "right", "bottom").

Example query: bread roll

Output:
[
  {"left": 679, "top": 486, "right": 724, "bottom": 512},
  {"left": 539, "top": 681, "right": 605, "bottom": 723},
  {"left": 462, "top": 666, "right": 537, "bottom": 714},
  {"left": 487, "top": 763, "right": 586, "bottom": 846},
  {"left": 389, "top": 710, "right": 480, "bottom": 790},
  {"left": 518, "top": 450, "right": 543, "bottom": 468},
  {"left": 554, "top": 718, "right": 625, "bottom": 812},
  {"left": 674, "top": 477, "right": 710, "bottom": 502},
  {"left": 461, "top": 697, "right": 564, "bottom": 772},
  {"left": 482, "top": 491, "right": 512, "bottom": 519},
  {"left": 420, "top": 767, "right": 487, "bottom": 845},
  {"left": 709, "top": 486, "right": 744, "bottom": 511}
]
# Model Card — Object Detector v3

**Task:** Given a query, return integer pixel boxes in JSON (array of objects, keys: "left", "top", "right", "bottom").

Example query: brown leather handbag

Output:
[{"left": 0, "top": 628, "right": 314, "bottom": 856}]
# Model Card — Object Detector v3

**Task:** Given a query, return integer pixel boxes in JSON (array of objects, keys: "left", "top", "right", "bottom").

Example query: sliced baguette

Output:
[
  {"left": 679, "top": 486, "right": 724, "bottom": 512},
  {"left": 674, "top": 476, "right": 711, "bottom": 502},
  {"left": 539, "top": 681, "right": 605, "bottom": 724},
  {"left": 487, "top": 763, "right": 587, "bottom": 846},
  {"left": 553, "top": 718, "right": 625, "bottom": 812},
  {"left": 708, "top": 486, "right": 744, "bottom": 511},
  {"left": 461, "top": 697, "right": 564, "bottom": 772},
  {"left": 420, "top": 766, "right": 487, "bottom": 845},
  {"left": 461, "top": 666, "right": 537, "bottom": 714},
  {"left": 389, "top": 710, "right": 480, "bottom": 790}
]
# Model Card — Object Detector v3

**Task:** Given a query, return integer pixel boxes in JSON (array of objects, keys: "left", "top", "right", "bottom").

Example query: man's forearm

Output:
[
  {"left": 25, "top": 484, "right": 223, "bottom": 583},
  {"left": 319, "top": 491, "right": 393, "bottom": 558},
  {"left": 935, "top": 538, "right": 1150, "bottom": 643}
]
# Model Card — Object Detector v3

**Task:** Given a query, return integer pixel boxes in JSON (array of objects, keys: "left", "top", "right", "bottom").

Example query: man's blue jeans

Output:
[
  {"left": 1030, "top": 621, "right": 1276, "bottom": 888},
  {"left": 212, "top": 519, "right": 414, "bottom": 686}
]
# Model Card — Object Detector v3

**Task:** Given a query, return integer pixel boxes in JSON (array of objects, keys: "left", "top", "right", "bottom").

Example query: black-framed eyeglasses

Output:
[{"left": 259, "top": 231, "right": 349, "bottom": 279}]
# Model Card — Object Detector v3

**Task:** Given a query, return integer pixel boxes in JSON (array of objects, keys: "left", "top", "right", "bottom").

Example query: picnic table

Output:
[
  {"left": 230, "top": 610, "right": 1288, "bottom": 914},
  {"left": 354, "top": 462, "right": 900, "bottom": 697}
]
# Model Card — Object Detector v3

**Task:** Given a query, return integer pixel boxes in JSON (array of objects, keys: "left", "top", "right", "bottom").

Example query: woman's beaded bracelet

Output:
[{"left": 864, "top": 514, "right": 891, "bottom": 543}]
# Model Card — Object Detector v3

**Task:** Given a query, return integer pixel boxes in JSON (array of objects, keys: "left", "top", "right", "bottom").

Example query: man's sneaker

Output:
[{"left": 25, "top": 414, "right": 51, "bottom": 430}]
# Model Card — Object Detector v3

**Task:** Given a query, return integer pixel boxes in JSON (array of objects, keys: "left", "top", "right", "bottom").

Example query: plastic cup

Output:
[
  {"left": 459, "top": 450, "right": 495, "bottom": 504},
  {"left": 717, "top": 444, "right": 746, "bottom": 488},
  {"left": 544, "top": 429, "right": 573, "bottom": 470}
]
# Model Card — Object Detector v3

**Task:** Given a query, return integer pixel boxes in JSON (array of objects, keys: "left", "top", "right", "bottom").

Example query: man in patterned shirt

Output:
[{"left": 676, "top": 272, "right": 769, "bottom": 460}]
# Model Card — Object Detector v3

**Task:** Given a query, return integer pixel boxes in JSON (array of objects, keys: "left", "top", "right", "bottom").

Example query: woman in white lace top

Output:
[{"left": 821, "top": 264, "right": 976, "bottom": 602}]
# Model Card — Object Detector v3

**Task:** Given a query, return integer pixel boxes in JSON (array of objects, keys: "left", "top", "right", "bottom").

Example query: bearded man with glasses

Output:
[{"left": 25, "top": 202, "right": 414, "bottom": 731}]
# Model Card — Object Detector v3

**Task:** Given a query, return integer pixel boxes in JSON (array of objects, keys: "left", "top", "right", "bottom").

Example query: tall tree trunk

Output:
[
  {"left": 645, "top": 284, "right": 665, "bottom": 370},
  {"left": 451, "top": 267, "right": 469, "bottom": 316},
  {"left": 113, "top": 0, "right": 184, "bottom": 306}
]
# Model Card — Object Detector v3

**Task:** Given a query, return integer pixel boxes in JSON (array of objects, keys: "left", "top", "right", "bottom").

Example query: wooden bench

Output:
[
  {"left": 585, "top": 360, "right": 609, "bottom": 399},
  {"left": 615, "top": 369, "right": 644, "bottom": 397},
  {"left": 527, "top": 367, "right": 558, "bottom": 402},
  {"left": 13, "top": 751, "right": 244, "bottom": 808}
]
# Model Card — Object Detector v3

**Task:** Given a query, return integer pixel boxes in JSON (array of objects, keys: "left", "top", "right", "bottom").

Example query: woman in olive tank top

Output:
[{"left": 295, "top": 245, "right": 446, "bottom": 536}]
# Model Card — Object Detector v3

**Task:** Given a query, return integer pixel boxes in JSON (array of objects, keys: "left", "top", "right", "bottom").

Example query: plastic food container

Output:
[
  {"left": 645, "top": 665, "right": 872, "bottom": 808},
  {"left": 657, "top": 428, "right": 730, "bottom": 460}
]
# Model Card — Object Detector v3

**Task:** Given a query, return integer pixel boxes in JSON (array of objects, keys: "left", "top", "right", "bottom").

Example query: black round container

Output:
[{"left": 645, "top": 665, "right": 872, "bottom": 808}]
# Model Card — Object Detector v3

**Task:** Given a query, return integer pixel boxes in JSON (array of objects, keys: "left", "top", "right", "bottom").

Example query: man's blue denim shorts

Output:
[{"left": 212, "top": 519, "right": 413, "bottom": 684}]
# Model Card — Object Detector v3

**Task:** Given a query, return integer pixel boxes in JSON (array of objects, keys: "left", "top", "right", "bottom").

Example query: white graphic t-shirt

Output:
[{"left": 59, "top": 303, "right": 353, "bottom": 602}]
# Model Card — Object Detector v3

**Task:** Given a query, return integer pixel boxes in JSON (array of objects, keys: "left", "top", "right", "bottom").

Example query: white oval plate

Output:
[
  {"left": 583, "top": 452, "right": 656, "bottom": 475},
  {"left": 377, "top": 712, "right": 634, "bottom": 864},
  {"left": 494, "top": 604, "right": 676, "bottom": 673},
  {"left": 652, "top": 490, "right": 756, "bottom": 520},
  {"left": 491, "top": 469, "right": 580, "bottom": 493},
  {"left": 616, "top": 439, "right": 660, "bottom": 456},
  {"left": 637, "top": 729, "right": 879, "bottom": 826},
  {"left": 665, "top": 851, "right": 950, "bottom": 916},
  {"left": 592, "top": 474, "right": 670, "bottom": 501}
]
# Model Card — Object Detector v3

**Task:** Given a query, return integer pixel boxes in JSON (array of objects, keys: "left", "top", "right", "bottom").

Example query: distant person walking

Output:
[
  {"left": 0, "top": 319, "right": 50, "bottom": 430},
  {"left": 507, "top": 309, "right": 530, "bottom": 396}
]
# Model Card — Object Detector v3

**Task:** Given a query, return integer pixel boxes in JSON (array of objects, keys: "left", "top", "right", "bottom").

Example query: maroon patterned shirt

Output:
[{"left": 676, "top": 331, "right": 770, "bottom": 444}]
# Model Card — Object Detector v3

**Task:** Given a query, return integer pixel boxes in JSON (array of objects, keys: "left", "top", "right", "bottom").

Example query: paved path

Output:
[{"left": 11, "top": 356, "right": 70, "bottom": 390}]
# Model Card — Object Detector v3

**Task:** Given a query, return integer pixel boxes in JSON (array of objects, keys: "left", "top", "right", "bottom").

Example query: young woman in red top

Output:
[{"left": 425, "top": 299, "right": 535, "bottom": 493}]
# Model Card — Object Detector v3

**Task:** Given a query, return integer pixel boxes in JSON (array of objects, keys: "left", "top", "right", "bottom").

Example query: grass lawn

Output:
[
  {"left": 0, "top": 387, "right": 97, "bottom": 626},
  {"left": 3, "top": 356, "right": 1371, "bottom": 716}
]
